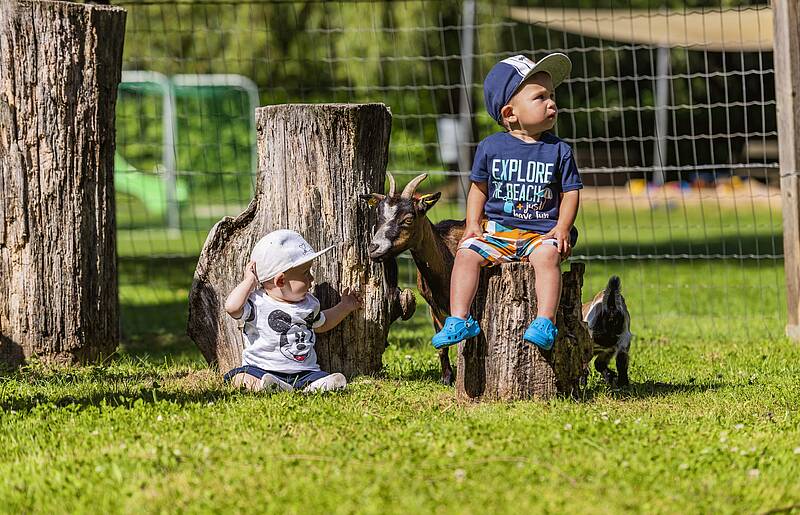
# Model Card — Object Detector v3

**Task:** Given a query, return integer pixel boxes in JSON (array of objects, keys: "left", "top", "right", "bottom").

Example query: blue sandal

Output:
[
  {"left": 523, "top": 317, "right": 557, "bottom": 350},
  {"left": 432, "top": 316, "right": 481, "bottom": 349}
]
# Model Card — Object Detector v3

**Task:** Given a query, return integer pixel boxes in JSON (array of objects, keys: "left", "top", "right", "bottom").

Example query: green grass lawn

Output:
[
  {"left": 117, "top": 196, "right": 788, "bottom": 341},
  {"left": 2, "top": 320, "right": 799, "bottom": 513},
  {"left": 1, "top": 191, "right": 796, "bottom": 512},
  {"left": 117, "top": 190, "right": 785, "bottom": 260}
]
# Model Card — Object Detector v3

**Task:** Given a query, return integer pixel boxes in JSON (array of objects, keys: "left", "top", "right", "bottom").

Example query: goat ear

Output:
[
  {"left": 416, "top": 192, "right": 441, "bottom": 213},
  {"left": 359, "top": 193, "right": 384, "bottom": 208}
]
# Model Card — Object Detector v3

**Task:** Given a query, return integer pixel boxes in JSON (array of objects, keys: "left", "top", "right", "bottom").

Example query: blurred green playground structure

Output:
[
  {"left": 114, "top": 152, "right": 188, "bottom": 218},
  {"left": 115, "top": 71, "right": 259, "bottom": 229}
]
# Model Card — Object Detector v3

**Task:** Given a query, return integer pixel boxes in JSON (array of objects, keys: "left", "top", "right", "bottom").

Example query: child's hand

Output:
[
  {"left": 459, "top": 223, "right": 483, "bottom": 247},
  {"left": 339, "top": 287, "right": 362, "bottom": 313},
  {"left": 225, "top": 261, "right": 260, "bottom": 317},
  {"left": 244, "top": 260, "right": 259, "bottom": 288},
  {"left": 545, "top": 225, "right": 572, "bottom": 258}
]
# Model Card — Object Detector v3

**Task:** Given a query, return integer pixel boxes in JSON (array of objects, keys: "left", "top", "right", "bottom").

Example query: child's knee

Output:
[
  {"left": 529, "top": 245, "right": 560, "bottom": 267},
  {"left": 455, "top": 247, "right": 487, "bottom": 266}
]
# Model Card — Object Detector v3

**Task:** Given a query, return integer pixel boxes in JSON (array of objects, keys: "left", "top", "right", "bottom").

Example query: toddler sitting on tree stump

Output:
[
  {"left": 432, "top": 53, "right": 582, "bottom": 351},
  {"left": 224, "top": 230, "right": 361, "bottom": 393}
]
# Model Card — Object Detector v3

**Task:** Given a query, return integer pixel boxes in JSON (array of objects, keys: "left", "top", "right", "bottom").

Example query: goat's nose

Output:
[{"left": 368, "top": 243, "right": 379, "bottom": 253}]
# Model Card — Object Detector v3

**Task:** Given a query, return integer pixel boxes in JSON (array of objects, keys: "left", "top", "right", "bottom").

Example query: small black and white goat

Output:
[{"left": 582, "top": 276, "right": 631, "bottom": 387}]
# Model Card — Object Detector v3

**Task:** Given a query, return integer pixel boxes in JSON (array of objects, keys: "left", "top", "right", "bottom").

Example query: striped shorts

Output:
[{"left": 459, "top": 220, "right": 563, "bottom": 266}]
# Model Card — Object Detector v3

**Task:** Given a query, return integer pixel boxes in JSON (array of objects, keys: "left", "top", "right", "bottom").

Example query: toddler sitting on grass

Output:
[{"left": 224, "top": 229, "right": 361, "bottom": 393}]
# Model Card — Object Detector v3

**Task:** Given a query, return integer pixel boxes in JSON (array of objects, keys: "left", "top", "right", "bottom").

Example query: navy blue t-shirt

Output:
[{"left": 470, "top": 132, "right": 583, "bottom": 233}]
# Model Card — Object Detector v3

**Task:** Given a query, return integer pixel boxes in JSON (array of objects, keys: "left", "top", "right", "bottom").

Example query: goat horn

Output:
[
  {"left": 400, "top": 173, "right": 428, "bottom": 199},
  {"left": 387, "top": 172, "right": 396, "bottom": 197}
]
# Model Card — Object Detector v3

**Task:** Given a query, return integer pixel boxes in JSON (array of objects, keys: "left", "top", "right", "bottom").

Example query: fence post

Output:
[
  {"left": 0, "top": 1, "right": 125, "bottom": 367},
  {"left": 457, "top": 0, "right": 476, "bottom": 205},
  {"left": 774, "top": 0, "right": 800, "bottom": 340}
]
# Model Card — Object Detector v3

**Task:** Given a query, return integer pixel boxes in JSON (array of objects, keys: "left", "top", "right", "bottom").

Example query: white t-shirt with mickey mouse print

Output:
[{"left": 238, "top": 289, "right": 326, "bottom": 373}]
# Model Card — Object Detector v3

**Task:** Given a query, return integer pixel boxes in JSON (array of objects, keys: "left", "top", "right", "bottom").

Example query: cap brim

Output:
[
  {"left": 291, "top": 244, "right": 335, "bottom": 270},
  {"left": 520, "top": 53, "right": 572, "bottom": 90}
]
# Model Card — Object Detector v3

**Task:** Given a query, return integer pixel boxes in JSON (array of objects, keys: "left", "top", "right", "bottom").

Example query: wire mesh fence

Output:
[{"left": 115, "top": 0, "right": 783, "bottom": 342}]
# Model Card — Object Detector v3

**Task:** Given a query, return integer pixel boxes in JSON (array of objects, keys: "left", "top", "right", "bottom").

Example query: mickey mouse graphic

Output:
[{"left": 267, "top": 309, "right": 317, "bottom": 362}]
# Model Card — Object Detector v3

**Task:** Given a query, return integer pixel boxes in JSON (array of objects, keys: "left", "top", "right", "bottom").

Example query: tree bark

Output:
[
  {"left": 456, "top": 262, "right": 592, "bottom": 401},
  {"left": 188, "top": 103, "right": 410, "bottom": 377},
  {"left": 0, "top": 1, "right": 125, "bottom": 367}
]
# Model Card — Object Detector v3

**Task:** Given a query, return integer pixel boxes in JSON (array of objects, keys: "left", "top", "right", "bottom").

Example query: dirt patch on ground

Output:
[{"left": 581, "top": 181, "right": 781, "bottom": 209}]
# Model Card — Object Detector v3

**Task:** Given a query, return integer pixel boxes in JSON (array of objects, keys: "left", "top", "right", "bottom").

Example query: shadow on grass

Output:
[
  {"left": 119, "top": 329, "right": 204, "bottom": 364},
  {"left": 0, "top": 386, "right": 237, "bottom": 413},
  {"left": 386, "top": 322, "right": 450, "bottom": 384},
  {"left": 0, "top": 366, "right": 236, "bottom": 413},
  {"left": 575, "top": 379, "right": 726, "bottom": 403},
  {"left": 383, "top": 363, "right": 444, "bottom": 383},
  {"left": 119, "top": 256, "right": 205, "bottom": 364}
]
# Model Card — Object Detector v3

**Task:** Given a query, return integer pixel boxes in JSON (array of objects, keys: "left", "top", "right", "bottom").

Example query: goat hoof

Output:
[{"left": 602, "top": 370, "right": 618, "bottom": 386}]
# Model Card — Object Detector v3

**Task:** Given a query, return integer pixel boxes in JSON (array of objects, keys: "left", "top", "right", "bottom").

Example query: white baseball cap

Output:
[{"left": 250, "top": 229, "right": 334, "bottom": 283}]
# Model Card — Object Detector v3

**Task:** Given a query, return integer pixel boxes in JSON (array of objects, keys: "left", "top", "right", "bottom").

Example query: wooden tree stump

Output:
[
  {"left": 188, "top": 103, "right": 414, "bottom": 377},
  {"left": 456, "top": 262, "right": 592, "bottom": 401},
  {"left": 0, "top": 0, "right": 125, "bottom": 367}
]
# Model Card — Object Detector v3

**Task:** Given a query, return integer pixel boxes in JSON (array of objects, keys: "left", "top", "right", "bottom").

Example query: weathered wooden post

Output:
[
  {"left": 456, "top": 262, "right": 592, "bottom": 401},
  {"left": 188, "top": 103, "right": 412, "bottom": 377},
  {"left": 0, "top": 0, "right": 125, "bottom": 367},
  {"left": 774, "top": 0, "right": 800, "bottom": 340}
]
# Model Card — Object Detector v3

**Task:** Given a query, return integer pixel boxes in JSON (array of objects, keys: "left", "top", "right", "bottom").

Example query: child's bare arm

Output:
[
  {"left": 460, "top": 181, "right": 489, "bottom": 245},
  {"left": 224, "top": 261, "right": 259, "bottom": 319},
  {"left": 557, "top": 190, "right": 580, "bottom": 228},
  {"left": 546, "top": 190, "right": 580, "bottom": 256},
  {"left": 316, "top": 287, "right": 362, "bottom": 333}
]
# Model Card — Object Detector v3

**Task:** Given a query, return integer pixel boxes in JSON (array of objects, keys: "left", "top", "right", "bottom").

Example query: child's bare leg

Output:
[
  {"left": 529, "top": 245, "right": 562, "bottom": 321},
  {"left": 450, "top": 248, "right": 486, "bottom": 318},
  {"left": 230, "top": 372, "right": 262, "bottom": 391}
]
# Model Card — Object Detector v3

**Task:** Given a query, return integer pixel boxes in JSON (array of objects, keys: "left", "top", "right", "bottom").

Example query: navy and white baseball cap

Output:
[
  {"left": 483, "top": 53, "right": 572, "bottom": 123},
  {"left": 251, "top": 229, "right": 334, "bottom": 283}
]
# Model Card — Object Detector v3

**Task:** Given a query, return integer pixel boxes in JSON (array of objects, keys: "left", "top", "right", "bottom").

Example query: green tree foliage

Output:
[
  {"left": 117, "top": 0, "right": 773, "bottom": 199},
  {"left": 118, "top": 0, "right": 475, "bottom": 194}
]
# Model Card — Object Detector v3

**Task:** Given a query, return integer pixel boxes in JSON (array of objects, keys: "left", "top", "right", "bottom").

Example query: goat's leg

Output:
[
  {"left": 594, "top": 349, "right": 617, "bottom": 386},
  {"left": 615, "top": 350, "right": 630, "bottom": 387},
  {"left": 579, "top": 363, "right": 590, "bottom": 388},
  {"left": 431, "top": 313, "right": 454, "bottom": 385},
  {"left": 439, "top": 348, "right": 454, "bottom": 386}
]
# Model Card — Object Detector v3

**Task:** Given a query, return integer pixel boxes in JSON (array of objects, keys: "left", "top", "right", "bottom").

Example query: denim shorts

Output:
[{"left": 223, "top": 365, "right": 330, "bottom": 389}]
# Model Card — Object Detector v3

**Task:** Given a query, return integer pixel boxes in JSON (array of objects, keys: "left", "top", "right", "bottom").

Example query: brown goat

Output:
[
  {"left": 360, "top": 173, "right": 464, "bottom": 384},
  {"left": 363, "top": 175, "right": 630, "bottom": 387}
]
